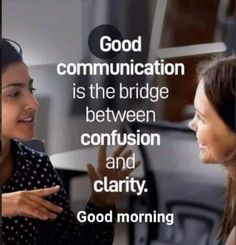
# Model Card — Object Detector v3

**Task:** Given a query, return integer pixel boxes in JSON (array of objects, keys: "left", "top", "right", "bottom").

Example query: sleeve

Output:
[{"left": 36, "top": 155, "right": 116, "bottom": 245}]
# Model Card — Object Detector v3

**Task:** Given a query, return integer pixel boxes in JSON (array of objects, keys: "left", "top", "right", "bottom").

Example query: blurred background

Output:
[{"left": 2, "top": 0, "right": 235, "bottom": 244}]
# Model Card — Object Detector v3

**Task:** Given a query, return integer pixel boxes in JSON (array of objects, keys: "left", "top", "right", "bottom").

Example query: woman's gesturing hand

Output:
[
  {"left": 2, "top": 186, "right": 63, "bottom": 220},
  {"left": 87, "top": 144, "right": 141, "bottom": 207}
]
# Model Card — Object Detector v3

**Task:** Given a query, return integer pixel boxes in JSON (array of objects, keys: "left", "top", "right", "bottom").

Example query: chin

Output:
[
  {"left": 14, "top": 132, "right": 35, "bottom": 141},
  {"left": 199, "top": 151, "right": 215, "bottom": 164},
  {"left": 200, "top": 154, "right": 221, "bottom": 164},
  {"left": 18, "top": 136, "right": 34, "bottom": 141},
  {"left": 200, "top": 156, "right": 210, "bottom": 164}
]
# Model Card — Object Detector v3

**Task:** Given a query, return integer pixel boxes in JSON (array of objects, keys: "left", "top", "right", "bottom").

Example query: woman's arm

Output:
[
  {"left": 2, "top": 186, "right": 63, "bottom": 220},
  {"left": 36, "top": 155, "right": 115, "bottom": 245},
  {"left": 39, "top": 144, "right": 139, "bottom": 244}
]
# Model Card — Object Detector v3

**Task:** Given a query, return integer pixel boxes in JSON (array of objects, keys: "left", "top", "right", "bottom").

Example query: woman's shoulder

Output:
[
  {"left": 12, "top": 140, "right": 52, "bottom": 169},
  {"left": 8, "top": 140, "right": 61, "bottom": 190},
  {"left": 226, "top": 226, "right": 235, "bottom": 245}
]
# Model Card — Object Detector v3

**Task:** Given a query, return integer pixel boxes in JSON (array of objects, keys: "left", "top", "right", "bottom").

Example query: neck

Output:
[
  {"left": 0, "top": 138, "right": 13, "bottom": 185},
  {"left": 225, "top": 160, "right": 236, "bottom": 182},
  {"left": 224, "top": 147, "right": 236, "bottom": 182},
  {"left": 2, "top": 138, "right": 11, "bottom": 163}
]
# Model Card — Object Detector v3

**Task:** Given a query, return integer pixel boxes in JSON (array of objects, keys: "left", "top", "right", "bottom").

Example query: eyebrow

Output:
[{"left": 2, "top": 78, "right": 34, "bottom": 89}]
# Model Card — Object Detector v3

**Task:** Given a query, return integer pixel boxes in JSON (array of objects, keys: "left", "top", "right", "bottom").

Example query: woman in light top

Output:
[{"left": 189, "top": 56, "right": 235, "bottom": 244}]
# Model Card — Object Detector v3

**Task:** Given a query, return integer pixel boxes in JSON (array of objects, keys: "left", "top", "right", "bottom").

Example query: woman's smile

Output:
[
  {"left": 198, "top": 143, "right": 206, "bottom": 150},
  {"left": 18, "top": 114, "right": 35, "bottom": 125}
]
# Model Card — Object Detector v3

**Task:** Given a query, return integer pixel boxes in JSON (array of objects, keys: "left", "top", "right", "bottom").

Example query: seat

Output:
[{"left": 126, "top": 121, "right": 225, "bottom": 245}]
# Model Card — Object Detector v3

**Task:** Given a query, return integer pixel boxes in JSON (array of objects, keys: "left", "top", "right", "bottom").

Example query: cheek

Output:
[
  {"left": 196, "top": 124, "right": 210, "bottom": 143},
  {"left": 198, "top": 123, "right": 223, "bottom": 144},
  {"left": 2, "top": 104, "right": 19, "bottom": 133},
  {"left": 203, "top": 128, "right": 235, "bottom": 162},
  {"left": 197, "top": 125, "right": 222, "bottom": 160}
]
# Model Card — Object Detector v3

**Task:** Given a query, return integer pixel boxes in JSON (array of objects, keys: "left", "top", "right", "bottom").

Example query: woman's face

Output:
[
  {"left": 2, "top": 62, "right": 39, "bottom": 141},
  {"left": 189, "top": 80, "right": 236, "bottom": 164}
]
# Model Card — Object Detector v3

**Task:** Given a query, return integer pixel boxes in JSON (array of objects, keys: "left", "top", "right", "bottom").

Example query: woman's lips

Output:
[
  {"left": 198, "top": 142, "right": 206, "bottom": 149},
  {"left": 18, "top": 116, "right": 35, "bottom": 125}
]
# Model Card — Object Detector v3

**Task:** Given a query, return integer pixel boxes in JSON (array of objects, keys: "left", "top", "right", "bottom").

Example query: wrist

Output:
[
  {"left": 90, "top": 195, "right": 114, "bottom": 209},
  {"left": 86, "top": 199, "right": 117, "bottom": 224},
  {"left": 2, "top": 194, "right": 19, "bottom": 217},
  {"left": 2, "top": 196, "right": 12, "bottom": 217}
]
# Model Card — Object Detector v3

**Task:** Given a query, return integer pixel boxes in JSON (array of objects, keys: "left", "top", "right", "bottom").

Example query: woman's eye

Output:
[
  {"left": 29, "top": 87, "right": 37, "bottom": 94},
  {"left": 8, "top": 91, "right": 21, "bottom": 98},
  {"left": 196, "top": 112, "right": 204, "bottom": 122}
]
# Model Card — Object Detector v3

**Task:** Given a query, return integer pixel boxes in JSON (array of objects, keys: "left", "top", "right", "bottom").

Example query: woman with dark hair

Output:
[
  {"left": 189, "top": 56, "right": 236, "bottom": 244},
  {"left": 1, "top": 38, "right": 139, "bottom": 244}
]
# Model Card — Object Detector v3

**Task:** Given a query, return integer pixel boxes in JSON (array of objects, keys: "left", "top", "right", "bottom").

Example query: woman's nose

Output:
[
  {"left": 188, "top": 117, "right": 197, "bottom": 132},
  {"left": 24, "top": 93, "right": 39, "bottom": 111}
]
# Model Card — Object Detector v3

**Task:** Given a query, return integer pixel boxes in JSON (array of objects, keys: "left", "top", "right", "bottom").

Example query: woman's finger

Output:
[
  {"left": 112, "top": 144, "right": 127, "bottom": 158},
  {"left": 24, "top": 198, "right": 58, "bottom": 220},
  {"left": 122, "top": 160, "right": 141, "bottom": 176},
  {"left": 30, "top": 186, "right": 61, "bottom": 197},
  {"left": 87, "top": 163, "right": 100, "bottom": 183},
  {"left": 20, "top": 204, "right": 49, "bottom": 220},
  {"left": 115, "top": 149, "right": 133, "bottom": 170},
  {"left": 28, "top": 194, "right": 63, "bottom": 214},
  {"left": 98, "top": 143, "right": 107, "bottom": 167}
]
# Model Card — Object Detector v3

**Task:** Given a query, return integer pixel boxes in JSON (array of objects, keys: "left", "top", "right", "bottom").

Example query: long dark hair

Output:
[
  {"left": 1, "top": 38, "right": 23, "bottom": 71},
  {"left": 197, "top": 55, "right": 236, "bottom": 239}
]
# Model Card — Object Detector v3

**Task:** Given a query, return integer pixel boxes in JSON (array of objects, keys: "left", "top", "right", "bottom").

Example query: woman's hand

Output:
[
  {"left": 2, "top": 186, "right": 63, "bottom": 220},
  {"left": 87, "top": 144, "right": 141, "bottom": 207}
]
